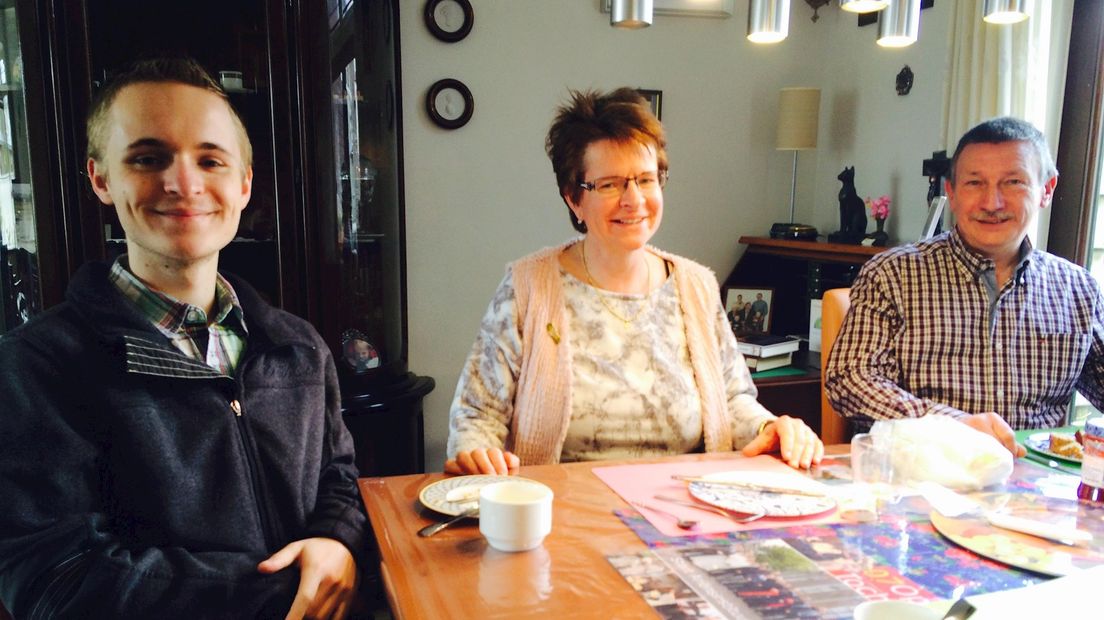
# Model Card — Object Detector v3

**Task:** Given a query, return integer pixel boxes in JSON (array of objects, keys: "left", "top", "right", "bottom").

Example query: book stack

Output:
[{"left": 737, "top": 334, "right": 801, "bottom": 372}]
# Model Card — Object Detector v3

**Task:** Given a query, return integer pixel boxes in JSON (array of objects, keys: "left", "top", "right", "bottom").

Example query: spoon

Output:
[
  {"left": 417, "top": 506, "right": 479, "bottom": 537},
  {"left": 631, "top": 501, "right": 698, "bottom": 530}
]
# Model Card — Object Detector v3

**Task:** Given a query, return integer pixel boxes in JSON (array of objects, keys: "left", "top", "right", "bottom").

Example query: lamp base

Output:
[{"left": 769, "top": 222, "right": 818, "bottom": 241}]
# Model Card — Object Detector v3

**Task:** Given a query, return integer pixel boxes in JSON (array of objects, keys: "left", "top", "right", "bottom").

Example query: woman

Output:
[{"left": 445, "top": 88, "right": 822, "bottom": 475}]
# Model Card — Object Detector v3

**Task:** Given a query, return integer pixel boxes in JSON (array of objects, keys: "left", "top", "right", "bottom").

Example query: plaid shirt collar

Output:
[
  {"left": 946, "top": 226, "right": 1034, "bottom": 285},
  {"left": 109, "top": 257, "right": 247, "bottom": 333}
]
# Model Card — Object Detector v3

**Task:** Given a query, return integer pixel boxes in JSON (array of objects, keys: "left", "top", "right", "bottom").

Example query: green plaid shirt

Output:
[{"left": 109, "top": 257, "right": 248, "bottom": 376}]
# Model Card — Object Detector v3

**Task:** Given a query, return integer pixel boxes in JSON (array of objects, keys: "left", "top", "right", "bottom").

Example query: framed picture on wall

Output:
[
  {"left": 637, "top": 89, "right": 662, "bottom": 120},
  {"left": 724, "top": 287, "right": 774, "bottom": 336}
]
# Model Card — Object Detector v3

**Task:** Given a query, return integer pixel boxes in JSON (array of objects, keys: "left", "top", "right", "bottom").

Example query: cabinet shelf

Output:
[{"left": 737, "top": 236, "right": 883, "bottom": 265}]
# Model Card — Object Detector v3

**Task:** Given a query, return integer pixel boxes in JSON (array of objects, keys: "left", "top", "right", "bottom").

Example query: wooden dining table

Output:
[{"left": 357, "top": 446, "right": 1092, "bottom": 619}]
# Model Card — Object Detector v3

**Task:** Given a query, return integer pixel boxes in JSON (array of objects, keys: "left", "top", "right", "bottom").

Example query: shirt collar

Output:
[
  {"left": 948, "top": 227, "right": 1034, "bottom": 285},
  {"left": 109, "top": 256, "right": 247, "bottom": 334}
]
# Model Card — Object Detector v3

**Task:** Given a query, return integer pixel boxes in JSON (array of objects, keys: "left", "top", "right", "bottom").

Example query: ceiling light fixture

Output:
[
  {"left": 982, "top": 0, "right": 1029, "bottom": 24},
  {"left": 840, "top": 0, "right": 888, "bottom": 13},
  {"left": 747, "top": 0, "right": 790, "bottom": 44},
  {"left": 610, "top": 0, "right": 653, "bottom": 29},
  {"left": 877, "top": 0, "right": 921, "bottom": 48}
]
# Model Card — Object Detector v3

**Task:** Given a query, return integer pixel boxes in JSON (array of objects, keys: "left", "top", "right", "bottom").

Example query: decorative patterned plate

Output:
[
  {"left": 1024, "top": 432, "right": 1082, "bottom": 464},
  {"left": 687, "top": 471, "right": 837, "bottom": 517},
  {"left": 929, "top": 497, "right": 1104, "bottom": 577},
  {"left": 419, "top": 474, "right": 533, "bottom": 516}
]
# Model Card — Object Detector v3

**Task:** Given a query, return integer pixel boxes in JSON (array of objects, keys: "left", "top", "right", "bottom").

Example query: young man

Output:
[
  {"left": 826, "top": 117, "right": 1104, "bottom": 456},
  {"left": 0, "top": 59, "right": 366, "bottom": 618}
]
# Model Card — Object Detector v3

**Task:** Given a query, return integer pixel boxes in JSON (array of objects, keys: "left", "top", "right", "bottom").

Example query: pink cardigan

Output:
[{"left": 507, "top": 241, "right": 735, "bottom": 465}]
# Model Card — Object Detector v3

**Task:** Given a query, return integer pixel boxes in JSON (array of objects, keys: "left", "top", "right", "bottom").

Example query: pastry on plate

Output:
[{"left": 1049, "top": 432, "right": 1084, "bottom": 459}]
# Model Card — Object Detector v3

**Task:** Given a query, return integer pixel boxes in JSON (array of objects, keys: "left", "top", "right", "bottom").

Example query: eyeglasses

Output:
[{"left": 578, "top": 170, "right": 668, "bottom": 197}]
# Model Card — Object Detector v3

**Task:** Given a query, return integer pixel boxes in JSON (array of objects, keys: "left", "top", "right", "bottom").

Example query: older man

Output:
[
  {"left": 0, "top": 59, "right": 365, "bottom": 618},
  {"left": 826, "top": 117, "right": 1104, "bottom": 456}
]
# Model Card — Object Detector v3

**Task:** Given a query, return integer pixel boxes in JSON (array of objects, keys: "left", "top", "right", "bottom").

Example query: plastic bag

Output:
[{"left": 869, "top": 415, "right": 1013, "bottom": 491}]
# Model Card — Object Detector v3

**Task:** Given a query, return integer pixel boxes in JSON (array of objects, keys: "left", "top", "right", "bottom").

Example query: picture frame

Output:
[
  {"left": 724, "top": 287, "right": 774, "bottom": 336},
  {"left": 919, "top": 195, "right": 947, "bottom": 241},
  {"left": 637, "top": 89, "right": 662, "bottom": 121}
]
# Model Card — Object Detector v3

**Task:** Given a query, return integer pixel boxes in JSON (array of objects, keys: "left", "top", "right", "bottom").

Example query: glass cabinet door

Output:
[
  {"left": 316, "top": 0, "right": 407, "bottom": 389},
  {"left": 0, "top": 1, "right": 39, "bottom": 334}
]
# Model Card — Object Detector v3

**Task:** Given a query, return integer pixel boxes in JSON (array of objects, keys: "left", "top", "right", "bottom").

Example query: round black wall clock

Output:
[
  {"left": 426, "top": 78, "right": 474, "bottom": 130},
  {"left": 424, "top": 0, "right": 473, "bottom": 43}
]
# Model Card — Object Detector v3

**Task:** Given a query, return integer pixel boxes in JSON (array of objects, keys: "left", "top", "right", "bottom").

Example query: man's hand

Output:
[
  {"left": 257, "top": 537, "right": 358, "bottom": 620},
  {"left": 960, "top": 412, "right": 1026, "bottom": 457},
  {"left": 741, "top": 415, "right": 824, "bottom": 469},
  {"left": 444, "top": 448, "right": 520, "bottom": 475}
]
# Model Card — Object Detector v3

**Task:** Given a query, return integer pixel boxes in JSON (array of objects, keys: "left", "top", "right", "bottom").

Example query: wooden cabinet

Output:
[
  {"left": 3, "top": 0, "right": 431, "bottom": 475},
  {"left": 725, "top": 237, "right": 886, "bottom": 432}
]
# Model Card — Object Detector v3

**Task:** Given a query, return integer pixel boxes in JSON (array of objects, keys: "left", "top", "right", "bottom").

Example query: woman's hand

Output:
[
  {"left": 741, "top": 415, "right": 824, "bottom": 469},
  {"left": 444, "top": 448, "right": 520, "bottom": 475}
]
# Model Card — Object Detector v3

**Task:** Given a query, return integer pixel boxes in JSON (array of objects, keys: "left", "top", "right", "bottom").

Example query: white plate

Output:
[
  {"left": 418, "top": 474, "right": 522, "bottom": 516},
  {"left": 1024, "top": 432, "right": 1082, "bottom": 464},
  {"left": 688, "top": 470, "right": 837, "bottom": 517}
]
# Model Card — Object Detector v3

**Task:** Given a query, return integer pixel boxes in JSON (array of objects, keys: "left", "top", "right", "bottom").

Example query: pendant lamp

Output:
[
  {"left": 610, "top": 0, "right": 653, "bottom": 29},
  {"left": 840, "top": 0, "right": 888, "bottom": 13},
  {"left": 877, "top": 0, "right": 921, "bottom": 48},
  {"left": 983, "top": 0, "right": 1028, "bottom": 24},
  {"left": 747, "top": 0, "right": 790, "bottom": 44}
]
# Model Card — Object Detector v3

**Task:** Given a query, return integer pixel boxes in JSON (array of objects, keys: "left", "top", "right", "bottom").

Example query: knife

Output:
[{"left": 671, "top": 474, "right": 827, "bottom": 497}]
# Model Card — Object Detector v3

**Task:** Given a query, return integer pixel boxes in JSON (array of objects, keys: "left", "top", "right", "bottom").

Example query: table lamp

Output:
[{"left": 770, "top": 87, "right": 820, "bottom": 241}]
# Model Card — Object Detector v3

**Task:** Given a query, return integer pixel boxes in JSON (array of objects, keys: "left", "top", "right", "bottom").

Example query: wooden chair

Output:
[{"left": 820, "top": 288, "right": 852, "bottom": 445}]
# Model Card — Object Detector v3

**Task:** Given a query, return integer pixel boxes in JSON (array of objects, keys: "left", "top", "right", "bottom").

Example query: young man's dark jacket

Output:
[{"left": 0, "top": 262, "right": 368, "bottom": 618}]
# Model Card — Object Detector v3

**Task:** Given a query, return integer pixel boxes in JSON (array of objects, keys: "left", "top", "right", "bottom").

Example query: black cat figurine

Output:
[{"left": 828, "top": 166, "right": 868, "bottom": 244}]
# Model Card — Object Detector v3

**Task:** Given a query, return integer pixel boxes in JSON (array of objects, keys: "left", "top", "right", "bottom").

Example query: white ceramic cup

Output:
[
  {"left": 478, "top": 480, "right": 553, "bottom": 552},
  {"left": 852, "top": 600, "right": 941, "bottom": 620}
]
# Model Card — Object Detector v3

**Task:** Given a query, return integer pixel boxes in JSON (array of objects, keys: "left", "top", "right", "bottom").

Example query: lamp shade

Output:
[
  {"left": 611, "top": 0, "right": 653, "bottom": 29},
  {"left": 840, "top": 0, "right": 888, "bottom": 13},
  {"left": 983, "top": 0, "right": 1028, "bottom": 24},
  {"left": 776, "top": 88, "right": 820, "bottom": 150},
  {"left": 877, "top": 0, "right": 921, "bottom": 47},
  {"left": 747, "top": 0, "right": 789, "bottom": 44}
]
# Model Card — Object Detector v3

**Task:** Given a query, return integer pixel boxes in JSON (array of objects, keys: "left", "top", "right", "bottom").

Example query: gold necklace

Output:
[{"left": 580, "top": 241, "right": 652, "bottom": 325}]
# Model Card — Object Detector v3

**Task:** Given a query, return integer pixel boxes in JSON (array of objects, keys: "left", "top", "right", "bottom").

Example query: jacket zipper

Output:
[{"left": 230, "top": 351, "right": 292, "bottom": 552}]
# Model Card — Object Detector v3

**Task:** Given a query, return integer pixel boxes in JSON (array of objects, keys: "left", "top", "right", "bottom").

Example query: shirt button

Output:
[
  {"left": 996, "top": 389, "right": 1005, "bottom": 398},
  {"left": 187, "top": 310, "right": 201, "bottom": 322},
  {"left": 995, "top": 342, "right": 1003, "bottom": 351}
]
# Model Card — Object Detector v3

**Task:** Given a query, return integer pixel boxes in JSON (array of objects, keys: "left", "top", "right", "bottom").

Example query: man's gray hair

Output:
[{"left": 948, "top": 116, "right": 1057, "bottom": 184}]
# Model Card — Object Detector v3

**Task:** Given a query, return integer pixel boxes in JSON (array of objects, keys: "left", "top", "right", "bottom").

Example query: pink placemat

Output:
[{"left": 592, "top": 456, "right": 840, "bottom": 537}]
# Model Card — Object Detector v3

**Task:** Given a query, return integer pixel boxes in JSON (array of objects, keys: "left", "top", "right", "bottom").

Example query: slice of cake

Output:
[{"left": 1049, "top": 433, "right": 1084, "bottom": 459}]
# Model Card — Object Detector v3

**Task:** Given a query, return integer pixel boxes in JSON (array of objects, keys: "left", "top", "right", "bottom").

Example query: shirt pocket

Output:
[{"left": 1011, "top": 330, "right": 1090, "bottom": 403}]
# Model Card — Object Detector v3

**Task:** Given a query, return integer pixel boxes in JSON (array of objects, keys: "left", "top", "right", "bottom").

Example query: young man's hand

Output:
[{"left": 258, "top": 537, "right": 358, "bottom": 620}]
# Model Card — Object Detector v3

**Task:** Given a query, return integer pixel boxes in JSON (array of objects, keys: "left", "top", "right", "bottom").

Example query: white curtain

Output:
[{"left": 941, "top": 0, "right": 1074, "bottom": 248}]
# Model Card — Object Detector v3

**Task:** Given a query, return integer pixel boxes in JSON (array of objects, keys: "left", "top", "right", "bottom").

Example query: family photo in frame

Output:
[{"left": 724, "top": 287, "right": 774, "bottom": 336}]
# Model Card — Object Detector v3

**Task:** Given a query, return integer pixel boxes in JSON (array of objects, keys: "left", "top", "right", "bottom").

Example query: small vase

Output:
[{"left": 865, "top": 218, "right": 889, "bottom": 247}]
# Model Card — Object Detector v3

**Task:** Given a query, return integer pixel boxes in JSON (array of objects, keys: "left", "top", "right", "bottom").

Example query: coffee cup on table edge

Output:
[{"left": 478, "top": 480, "right": 553, "bottom": 552}]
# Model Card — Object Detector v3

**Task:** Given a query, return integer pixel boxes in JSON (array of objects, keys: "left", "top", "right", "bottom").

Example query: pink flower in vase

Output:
[{"left": 865, "top": 195, "right": 891, "bottom": 221}]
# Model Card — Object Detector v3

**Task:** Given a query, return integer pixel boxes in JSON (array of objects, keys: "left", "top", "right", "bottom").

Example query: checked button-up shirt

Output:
[{"left": 826, "top": 229, "right": 1104, "bottom": 430}]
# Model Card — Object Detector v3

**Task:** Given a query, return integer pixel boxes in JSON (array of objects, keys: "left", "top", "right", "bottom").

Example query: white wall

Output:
[{"left": 400, "top": 0, "right": 950, "bottom": 470}]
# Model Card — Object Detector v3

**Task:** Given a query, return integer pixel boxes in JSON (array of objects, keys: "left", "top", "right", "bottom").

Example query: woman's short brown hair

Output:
[{"left": 545, "top": 88, "right": 667, "bottom": 233}]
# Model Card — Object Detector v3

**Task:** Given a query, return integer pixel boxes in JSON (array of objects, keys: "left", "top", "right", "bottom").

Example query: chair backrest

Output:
[{"left": 820, "top": 288, "right": 852, "bottom": 445}]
